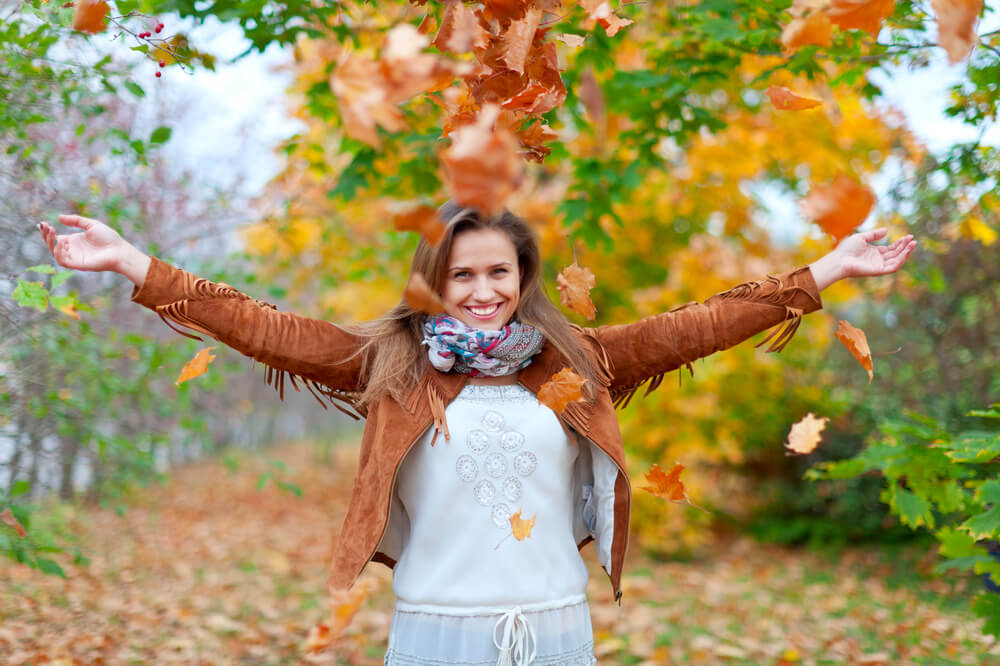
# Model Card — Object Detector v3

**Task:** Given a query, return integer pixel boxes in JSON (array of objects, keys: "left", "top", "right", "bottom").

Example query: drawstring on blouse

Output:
[{"left": 493, "top": 606, "right": 537, "bottom": 666}]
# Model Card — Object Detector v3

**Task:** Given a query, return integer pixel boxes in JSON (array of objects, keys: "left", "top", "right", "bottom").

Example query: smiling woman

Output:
[{"left": 36, "top": 199, "right": 914, "bottom": 665}]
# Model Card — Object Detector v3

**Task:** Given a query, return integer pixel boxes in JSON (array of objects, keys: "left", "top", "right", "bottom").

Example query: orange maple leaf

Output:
[
  {"left": 799, "top": 173, "right": 876, "bottom": 242},
  {"left": 781, "top": 10, "right": 834, "bottom": 51},
  {"left": 404, "top": 273, "right": 446, "bottom": 315},
  {"left": 785, "top": 413, "right": 830, "bottom": 455},
  {"left": 441, "top": 104, "right": 524, "bottom": 217},
  {"left": 305, "top": 577, "right": 379, "bottom": 653},
  {"left": 1, "top": 508, "right": 27, "bottom": 538},
  {"left": 537, "top": 367, "right": 586, "bottom": 414},
  {"left": 835, "top": 319, "right": 874, "bottom": 382},
  {"left": 501, "top": 8, "right": 543, "bottom": 74},
  {"left": 176, "top": 347, "right": 216, "bottom": 386},
  {"left": 72, "top": 0, "right": 109, "bottom": 34},
  {"left": 642, "top": 463, "right": 706, "bottom": 511},
  {"left": 826, "top": 0, "right": 896, "bottom": 38},
  {"left": 765, "top": 86, "right": 823, "bottom": 111},
  {"left": 932, "top": 0, "right": 983, "bottom": 64},
  {"left": 433, "top": 0, "right": 482, "bottom": 54},
  {"left": 556, "top": 262, "right": 597, "bottom": 320},
  {"left": 510, "top": 509, "right": 536, "bottom": 541},
  {"left": 580, "top": 0, "right": 634, "bottom": 37},
  {"left": 393, "top": 205, "right": 446, "bottom": 245}
]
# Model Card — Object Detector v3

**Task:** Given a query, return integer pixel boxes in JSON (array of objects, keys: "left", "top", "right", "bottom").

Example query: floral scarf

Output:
[{"left": 422, "top": 314, "right": 544, "bottom": 377}]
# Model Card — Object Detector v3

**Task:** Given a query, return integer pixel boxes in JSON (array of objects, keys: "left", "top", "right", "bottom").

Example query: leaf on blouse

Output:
[
  {"left": 175, "top": 347, "right": 216, "bottom": 386},
  {"left": 556, "top": 262, "right": 597, "bottom": 320},
  {"left": 393, "top": 204, "right": 446, "bottom": 245},
  {"left": 72, "top": 0, "right": 110, "bottom": 34},
  {"left": 785, "top": 412, "right": 830, "bottom": 455},
  {"left": 765, "top": 86, "right": 822, "bottom": 111},
  {"left": 835, "top": 319, "right": 874, "bottom": 382},
  {"left": 799, "top": 173, "right": 876, "bottom": 242},
  {"left": 537, "top": 367, "right": 586, "bottom": 413},
  {"left": 1, "top": 508, "right": 27, "bottom": 538},
  {"left": 404, "top": 273, "right": 447, "bottom": 314},
  {"left": 510, "top": 508, "right": 537, "bottom": 541}
]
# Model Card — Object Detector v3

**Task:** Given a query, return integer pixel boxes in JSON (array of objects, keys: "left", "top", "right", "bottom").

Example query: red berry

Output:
[
  {"left": 155, "top": 23, "right": 163, "bottom": 33},
  {"left": 158, "top": 60, "right": 165, "bottom": 67},
  {"left": 155, "top": 71, "right": 162, "bottom": 78}
]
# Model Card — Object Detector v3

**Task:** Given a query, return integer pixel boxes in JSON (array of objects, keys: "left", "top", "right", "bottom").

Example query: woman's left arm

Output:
[{"left": 583, "top": 229, "right": 917, "bottom": 401}]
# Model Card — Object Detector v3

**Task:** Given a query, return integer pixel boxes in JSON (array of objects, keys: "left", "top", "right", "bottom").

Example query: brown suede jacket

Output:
[{"left": 132, "top": 257, "right": 823, "bottom": 602}]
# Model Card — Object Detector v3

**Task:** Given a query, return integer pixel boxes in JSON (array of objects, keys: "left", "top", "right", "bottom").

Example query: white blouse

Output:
[{"left": 383, "top": 383, "right": 597, "bottom": 666}]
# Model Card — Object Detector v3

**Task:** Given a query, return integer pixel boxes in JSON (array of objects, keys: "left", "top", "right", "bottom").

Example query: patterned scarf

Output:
[{"left": 422, "top": 314, "right": 545, "bottom": 377}]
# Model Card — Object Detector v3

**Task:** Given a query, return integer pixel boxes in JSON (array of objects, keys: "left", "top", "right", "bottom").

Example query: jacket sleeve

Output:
[
  {"left": 580, "top": 265, "right": 823, "bottom": 408},
  {"left": 131, "top": 256, "right": 368, "bottom": 417}
]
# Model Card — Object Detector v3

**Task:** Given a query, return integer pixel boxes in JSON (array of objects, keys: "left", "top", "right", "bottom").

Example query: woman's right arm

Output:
[{"left": 37, "top": 216, "right": 367, "bottom": 410}]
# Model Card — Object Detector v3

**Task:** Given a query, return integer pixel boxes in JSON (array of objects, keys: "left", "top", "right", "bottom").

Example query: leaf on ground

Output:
[
  {"left": 176, "top": 347, "right": 216, "bottom": 386},
  {"left": 510, "top": 509, "right": 536, "bottom": 541},
  {"left": 931, "top": 0, "right": 983, "bottom": 64},
  {"left": 393, "top": 205, "right": 446, "bottom": 245},
  {"left": 834, "top": 319, "right": 874, "bottom": 382},
  {"left": 72, "top": 0, "right": 109, "bottom": 34},
  {"left": 580, "top": 0, "right": 634, "bottom": 37},
  {"left": 799, "top": 173, "right": 876, "bottom": 242},
  {"left": 556, "top": 262, "right": 597, "bottom": 320},
  {"left": 765, "top": 86, "right": 822, "bottom": 111},
  {"left": 441, "top": 104, "right": 524, "bottom": 217},
  {"left": 537, "top": 367, "right": 586, "bottom": 414},
  {"left": 1, "top": 508, "right": 26, "bottom": 538},
  {"left": 781, "top": 10, "right": 834, "bottom": 51},
  {"left": 785, "top": 413, "right": 830, "bottom": 455},
  {"left": 404, "top": 273, "right": 446, "bottom": 315},
  {"left": 826, "top": 0, "right": 896, "bottom": 37}
]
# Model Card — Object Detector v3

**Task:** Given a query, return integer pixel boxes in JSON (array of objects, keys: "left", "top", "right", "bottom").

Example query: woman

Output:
[{"left": 37, "top": 203, "right": 915, "bottom": 665}]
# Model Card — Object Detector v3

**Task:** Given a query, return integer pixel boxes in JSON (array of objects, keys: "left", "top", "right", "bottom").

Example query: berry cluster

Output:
[{"left": 137, "top": 23, "right": 164, "bottom": 39}]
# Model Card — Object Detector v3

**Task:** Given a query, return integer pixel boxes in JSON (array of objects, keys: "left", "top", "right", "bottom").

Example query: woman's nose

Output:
[{"left": 473, "top": 277, "right": 494, "bottom": 300}]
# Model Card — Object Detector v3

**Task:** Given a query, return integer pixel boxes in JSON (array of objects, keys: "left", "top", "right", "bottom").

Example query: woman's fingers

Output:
[
  {"left": 862, "top": 228, "right": 888, "bottom": 242},
  {"left": 57, "top": 214, "right": 98, "bottom": 230}
]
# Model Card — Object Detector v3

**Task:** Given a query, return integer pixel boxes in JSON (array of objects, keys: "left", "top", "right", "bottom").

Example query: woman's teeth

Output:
[{"left": 466, "top": 303, "right": 500, "bottom": 317}]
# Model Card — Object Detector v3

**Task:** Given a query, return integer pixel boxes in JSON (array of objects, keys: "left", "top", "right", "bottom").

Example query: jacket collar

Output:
[{"left": 425, "top": 341, "right": 563, "bottom": 400}]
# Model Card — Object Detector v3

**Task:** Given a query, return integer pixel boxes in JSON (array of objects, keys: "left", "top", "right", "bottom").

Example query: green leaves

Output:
[{"left": 12, "top": 280, "right": 49, "bottom": 311}]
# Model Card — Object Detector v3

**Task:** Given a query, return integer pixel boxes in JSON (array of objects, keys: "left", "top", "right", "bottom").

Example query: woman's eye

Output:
[
  {"left": 492, "top": 268, "right": 508, "bottom": 276},
  {"left": 453, "top": 271, "right": 469, "bottom": 279}
]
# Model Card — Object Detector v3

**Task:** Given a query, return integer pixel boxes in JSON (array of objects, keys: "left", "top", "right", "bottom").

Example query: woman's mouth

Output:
[{"left": 464, "top": 303, "right": 502, "bottom": 319}]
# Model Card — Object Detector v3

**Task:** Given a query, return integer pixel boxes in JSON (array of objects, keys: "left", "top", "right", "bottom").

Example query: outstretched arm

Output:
[
  {"left": 37, "top": 216, "right": 367, "bottom": 412},
  {"left": 809, "top": 228, "right": 916, "bottom": 291}
]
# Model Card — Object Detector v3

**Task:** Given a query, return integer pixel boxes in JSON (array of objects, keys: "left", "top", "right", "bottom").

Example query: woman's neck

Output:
[{"left": 466, "top": 373, "right": 519, "bottom": 386}]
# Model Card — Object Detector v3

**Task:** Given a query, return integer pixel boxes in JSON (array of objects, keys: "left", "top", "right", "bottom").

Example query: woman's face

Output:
[{"left": 441, "top": 228, "right": 521, "bottom": 330}]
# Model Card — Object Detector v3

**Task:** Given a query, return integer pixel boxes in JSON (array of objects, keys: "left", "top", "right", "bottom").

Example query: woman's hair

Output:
[{"left": 352, "top": 200, "right": 599, "bottom": 408}]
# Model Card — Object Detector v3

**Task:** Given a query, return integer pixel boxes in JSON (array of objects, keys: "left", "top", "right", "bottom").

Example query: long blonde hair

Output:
[{"left": 352, "top": 201, "right": 598, "bottom": 408}]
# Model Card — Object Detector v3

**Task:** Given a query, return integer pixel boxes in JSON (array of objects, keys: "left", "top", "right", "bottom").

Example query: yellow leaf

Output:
[
  {"left": 537, "top": 367, "right": 586, "bottom": 414},
  {"left": 834, "top": 319, "right": 874, "bottom": 382},
  {"left": 59, "top": 303, "right": 81, "bottom": 320},
  {"left": 510, "top": 509, "right": 536, "bottom": 541},
  {"left": 785, "top": 412, "right": 829, "bottom": 454},
  {"left": 826, "top": 0, "right": 897, "bottom": 38},
  {"left": 175, "top": 347, "right": 216, "bottom": 386},
  {"left": 781, "top": 11, "right": 834, "bottom": 51},
  {"left": 963, "top": 215, "right": 998, "bottom": 246}
]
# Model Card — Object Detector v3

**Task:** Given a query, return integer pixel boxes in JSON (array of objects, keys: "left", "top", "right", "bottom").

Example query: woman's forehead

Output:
[{"left": 448, "top": 229, "right": 517, "bottom": 267}]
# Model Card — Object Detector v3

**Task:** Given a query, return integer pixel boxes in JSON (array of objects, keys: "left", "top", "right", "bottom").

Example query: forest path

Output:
[{"left": 1, "top": 440, "right": 994, "bottom": 665}]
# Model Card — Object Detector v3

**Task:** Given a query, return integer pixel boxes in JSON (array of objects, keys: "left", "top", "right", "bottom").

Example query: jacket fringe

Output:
[
  {"left": 425, "top": 380, "right": 450, "bottom": 446},
  {"left": 718, "top": 272, "right": 813, "bottom": 354}
]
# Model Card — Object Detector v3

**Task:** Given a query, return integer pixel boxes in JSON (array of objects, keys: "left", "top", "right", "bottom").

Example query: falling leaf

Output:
[
  {"left": 932, "top": 0, "right": 982, "bottom": 64},
  {"left": 59, "top": 303, "right": 81, "bottom": 320},
  {"left": 785, "top": 412, "right": 830, "bottom": 454},
  {"left": 556, "top": 262, "right": 597, "bottom": 320},
  {"left": 303, "top": 623, "right": 332, "bottom": 654},
  {"left": 781, "top": 11, "right": 834, "bottom": 51},
  {"left": 799, "top": 173, "right": 876, "bottom": 242},
  {"left": 176, "top": 347, "right": 216, "bottom": 386},
  {"left": 330, "top": 51, "right": 405, "bottom": 146},
  {"left": 643, "top": 462, "right": 689, "bottom": 502},
  {"left": 441, "top": 104, "right": 524, "bottom": 217},
  {"left": 555, "top": 33, "right": 587, "bottom": 47},
  {"left": 580, "top": 0, "right": 634, "bottom": 37},
  {"left": 537, "top": 367, "right": 586, "bottom": 414},
  {"left": 835, "top": 319, "right": 874, "bottom": 382},
  {"left": 393, "top": 205, "right": 446, "bottom": 245},
  {"left": 1, "top": 508, "right": 26, "bottom": 538},
  {"left": 501, "top": 8, "right": 543, "bottom": 74},
  {"left": 404, "top": 273, "right": 446, "bottom": 314},
  {"left": 765, "top": 86, "right": 822, "bottom": 111},
  {"left": 433, "top": 0, "right": 482, "bottom": 53},
  {"left": 72, "top": 0, "right": 109, "bottom": 34},
  {"left": 826, "top": 0, "right": 896, "bottom": 37},
  {"left": 305, "top": 577, "right": 379, "bottom": 653},
  {"left": 510, "top": 509, "right": 536, "bottom": 540},
  {"left": 579, "top": 69, "right": 606, "bottom": 127}
]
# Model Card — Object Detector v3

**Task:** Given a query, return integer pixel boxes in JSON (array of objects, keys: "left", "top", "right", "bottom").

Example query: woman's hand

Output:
[
  {"left": 37, "top": 215, "right": 151, "bottom": 287},
  {"left": 809, "top": 228, "right": 917, "bottom": 291}
]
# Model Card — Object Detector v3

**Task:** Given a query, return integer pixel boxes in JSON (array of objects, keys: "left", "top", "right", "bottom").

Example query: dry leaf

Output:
[
  {"left": 404, "top": 273, "right": 446, "bottom": 314},
  {"left": 781, "top": 11, "right": 834, "bottom": 51},
  {"left": 932, "top": 0, "right": 982, "bottom": 64},
  {"left": 175, "top": 347, "right": 216, "bottom": 386},
  {"left": 537, "top": 367, "right": 586, "bottom": 414},
  {"left": 72, "top": 0, "right": 109, "bottom": 34},
  {"left": 510, "top": 509, "right": 536, "bottom": 540},
  {"left": 799, "top": 173, "right": 876, "bottom": 242},
  {"left": 330, "top": 51, "right": 406, "bottom": 146},
  {"left": 765, "top": 86, "right": 823, "bottom": 111},
  {"left": 826, "top": 0, "right": 896, "bottom": 37},
  {"left": 59, "top": 303, "right": 81, "bottom": 320},
  {"left": 785, "top": 412, "right": 830, "bottom": 454},
  {"left": 393, "top": 205, "right": 446, "bottom": 245},
  {"left": 554, "top": 33, "right": 586, "bottom": 47},
  {"left": 580, "top": 0, "right": 634, "bottom": 37},
  {"left": 1, "top": 508, "right": 27, "bottom": 538},
  {"left": 305, "top": 577, "right": 379, "bottom": 653},
  {"left": 502, "top": 8, "right": 543, "bottom": 74},
  {"left": 556, "top": 262, "right": 597, "bottom": 320},
  {"left": 434, "top": 0, "right": 482, "bottom": 53},
  {"left": 441, "top": 104, "right": 524, "bottom": 217},
  {"left": 835, "top": 319, "right": 874, "bottom": 382},
  {"left": 643, "top": 462, "right": 690, "bottom": 502}
]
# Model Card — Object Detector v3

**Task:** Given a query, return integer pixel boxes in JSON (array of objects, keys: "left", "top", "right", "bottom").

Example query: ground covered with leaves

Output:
[{"left": 2, "top": 440, "right": 996, "bottom": 665}]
